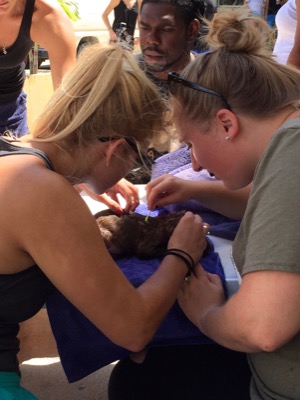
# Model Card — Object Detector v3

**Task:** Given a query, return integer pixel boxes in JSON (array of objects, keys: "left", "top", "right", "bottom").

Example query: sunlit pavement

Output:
[{"left": 21, "top": 357, "right": 115, "bottom": 400}]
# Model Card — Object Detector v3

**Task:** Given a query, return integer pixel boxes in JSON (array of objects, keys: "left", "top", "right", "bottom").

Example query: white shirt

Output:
[
  {"left": 273, "top": 0, "right": 297, "bottom": 64},
  {"left": 246, "top": 0, "right": 266, "bottom": 17}
]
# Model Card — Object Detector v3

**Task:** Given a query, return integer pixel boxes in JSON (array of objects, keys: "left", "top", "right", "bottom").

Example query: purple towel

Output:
[
  {"left": 46, "top": 149, "right": 240, "bottom": 382},
  {"left": 46, "top": 205, "right": 238, "bottom": 383},
  {"left": 46, "top": 238, "right": 223, "bottom": 383},
  {"left": 152, "top": 148, "right": 240, "bottom": 241},
  {"left": 151, "top": 146, "right": 192, "bottom": 179}
]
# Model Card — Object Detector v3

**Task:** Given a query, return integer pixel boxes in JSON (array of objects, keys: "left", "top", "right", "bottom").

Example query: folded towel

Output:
[
  {"left": 151, "top": 146, "right": 192, "bottom": 179},
  {"left": 152, "top": 148, "right": 240, "bottom": 240},
  {"left": 46, "top": 238, "right": 223, "bottom": 383},
  {"left": 46, "top": 148, "right": 240, "bottom": 382}
]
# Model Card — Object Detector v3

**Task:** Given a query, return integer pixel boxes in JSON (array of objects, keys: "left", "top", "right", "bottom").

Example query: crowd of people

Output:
[
  {"left": 0, "top": 38, "right": 209, "bottom": 400},
  {"left": 1, "top": 0, "right": 300, "bottom": 399}
]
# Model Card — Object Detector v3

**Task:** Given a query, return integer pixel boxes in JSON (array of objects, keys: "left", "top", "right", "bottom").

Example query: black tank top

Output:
[
  {"left": 0, "top": 137, "right": 54, "bottom": 375},
  {"left": 112, "top": 0, "right": 138, "bottom": 41},
  {"left": 0, "top": 0, "right": 35, "bottom": 99}
]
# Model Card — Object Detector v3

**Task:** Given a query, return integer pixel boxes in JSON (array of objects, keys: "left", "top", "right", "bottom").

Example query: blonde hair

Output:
[
  {"left": 171, "top": 9, "right": 300, "bottom": 123},
  {"left": 29, "top": 44, "right": 167, "bottom": 155}
]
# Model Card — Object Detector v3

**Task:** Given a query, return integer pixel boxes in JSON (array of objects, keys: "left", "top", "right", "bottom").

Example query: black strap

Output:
[{"left": 0, "top": 136, "right": 54, "bottom": 171}]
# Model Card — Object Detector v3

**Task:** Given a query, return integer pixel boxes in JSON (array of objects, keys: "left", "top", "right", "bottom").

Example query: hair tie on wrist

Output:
[
  {"left": 167, "top": 248, "right": 195, "bottom": 268},
  {"left": 164, "top": 248, "right": 195, "bottom": 276}
]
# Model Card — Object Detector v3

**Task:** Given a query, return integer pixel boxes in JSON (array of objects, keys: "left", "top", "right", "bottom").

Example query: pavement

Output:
[
  {"left": 21, "top": 357, "right": 115, "bottom": 400},
  {"left": 18, "top": 308, "right": 116, "bottom": 400}
]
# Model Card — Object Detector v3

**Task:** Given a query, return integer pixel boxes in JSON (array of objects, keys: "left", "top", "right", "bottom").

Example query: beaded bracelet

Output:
[{"left": 164, "top": 248, "right": 195, "bottom": 276}]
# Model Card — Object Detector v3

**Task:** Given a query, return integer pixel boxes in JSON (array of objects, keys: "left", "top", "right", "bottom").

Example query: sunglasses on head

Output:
[{"left": 168, "top": 72, "right": 232, "bottom": 111}]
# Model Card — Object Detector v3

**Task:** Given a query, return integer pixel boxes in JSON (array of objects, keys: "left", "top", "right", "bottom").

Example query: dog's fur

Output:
[{"left": 95, "top": 209, "right": 185, "bottom": 258}]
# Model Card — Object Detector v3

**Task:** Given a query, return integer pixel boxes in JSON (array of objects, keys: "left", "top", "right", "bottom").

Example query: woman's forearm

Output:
[{"left": 186, "top": 180, "right": 251, "bottom": 220}]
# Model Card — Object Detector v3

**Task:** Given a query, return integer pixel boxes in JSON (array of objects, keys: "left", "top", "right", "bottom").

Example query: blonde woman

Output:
[{"left": 0, "top": 44, "right": 208, "bottom": 399}]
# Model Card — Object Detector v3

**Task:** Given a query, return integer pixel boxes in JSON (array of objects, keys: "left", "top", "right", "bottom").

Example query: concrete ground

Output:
[
  {"left": 17, "top": 302, "right": 116, "bottom": 400},
  {"left": 20, "top": 357, "right": 115, "bottom": 400}
]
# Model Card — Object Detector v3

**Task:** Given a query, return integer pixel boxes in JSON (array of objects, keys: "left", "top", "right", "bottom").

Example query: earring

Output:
[{"left": 225, "top": 135, "right": 231, "bottom": 141}]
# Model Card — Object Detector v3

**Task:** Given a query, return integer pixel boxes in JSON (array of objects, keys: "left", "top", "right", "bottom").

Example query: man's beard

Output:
[
  {"left": 141, "top": 49, "right": 185, "bottom": 73},
  {"left": 141, "top": 52, "right": 169, "bottom": 72},
  {"left": 145, "top": 62, "right": 167, "bottom": 72}
]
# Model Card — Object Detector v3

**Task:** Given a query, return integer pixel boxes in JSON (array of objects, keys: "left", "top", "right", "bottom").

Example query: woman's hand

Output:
[
  {"left": 168, "top": 212, "right": 210, "bottom": 267},
  {"left": 76, "top": 179, "right": 139, "bottom": 214},
  {"left": 109, "top": 29, "right": 118, "bottom": 42},
  {"left": 146, "top": 174, "right": 191, "bottom": 210},
  {"left": 105, "top": 178, "right": 139, "bottom": 213},
  {"left": 178, "top": 264, "right": 226, "bottom": 330}
]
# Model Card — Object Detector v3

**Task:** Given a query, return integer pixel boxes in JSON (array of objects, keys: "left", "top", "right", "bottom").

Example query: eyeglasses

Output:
[
  {"left": 168, "top": 72, "right": 232, "bottom": 111},
  {"left": 98, "top": 137, "right": 152, "bottom": 166}
]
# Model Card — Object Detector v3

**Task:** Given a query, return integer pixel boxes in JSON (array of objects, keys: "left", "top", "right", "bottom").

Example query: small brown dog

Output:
[{"left": 94, "top": 209, "right": 185, "bottom": 258}]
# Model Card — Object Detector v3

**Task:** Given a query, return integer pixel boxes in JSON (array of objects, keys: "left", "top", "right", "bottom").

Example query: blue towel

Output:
[
  {"left": 47, "top": 236, "right": 224, "bottom": 383},
  {"left": 151, "top": 148, "right": 240, "bottom": 241},
  {"left": 46, "top": 149, "right": 240, "bottom": 382}
]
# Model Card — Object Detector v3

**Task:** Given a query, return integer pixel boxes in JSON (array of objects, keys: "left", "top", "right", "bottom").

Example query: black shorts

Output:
[{"left": 108, "top": 344, "right": 251, "bottom": 400}]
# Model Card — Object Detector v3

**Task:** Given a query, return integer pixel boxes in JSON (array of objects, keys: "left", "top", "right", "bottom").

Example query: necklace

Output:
[{"left": 2, "top": 46, "right": 7, "bottom": 55}]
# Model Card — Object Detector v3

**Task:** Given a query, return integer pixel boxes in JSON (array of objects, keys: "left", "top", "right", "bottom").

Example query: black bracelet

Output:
[
  {"left": 167, "top": 248, "right": 195, "bottom": 268},
  {"left": 164, "top": 248, "right": 195, "bottom": 276}
]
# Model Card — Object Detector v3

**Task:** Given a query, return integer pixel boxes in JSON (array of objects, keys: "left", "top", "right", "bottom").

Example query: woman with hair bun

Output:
[{"left": 161, "top": 9, "right": 300, "bottom": 400}]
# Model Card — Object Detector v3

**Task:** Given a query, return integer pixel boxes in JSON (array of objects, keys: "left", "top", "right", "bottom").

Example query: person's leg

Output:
[
  {"left": 0, "top": 92, "right": 28, "bottom": 137},
  {"left": 108, "top": 344, "right": 251, "bottom": 400},
  {"left": 18, "top": 308, "right": 59, "bottom": 363}
]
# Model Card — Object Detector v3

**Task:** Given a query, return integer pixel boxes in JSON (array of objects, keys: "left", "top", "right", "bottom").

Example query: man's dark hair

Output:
[{"left": 140, "top": 0, "right": 215, "bottom": 23}]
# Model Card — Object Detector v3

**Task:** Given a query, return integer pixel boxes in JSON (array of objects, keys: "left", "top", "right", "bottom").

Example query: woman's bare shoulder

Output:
[{"left": 32, "top": 0, "right": 70, "bottom": 27}]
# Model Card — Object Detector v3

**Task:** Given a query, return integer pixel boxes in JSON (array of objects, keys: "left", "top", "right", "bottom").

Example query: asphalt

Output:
[{"left": 21, "top": 357, "right": 115, "bottom": 400}]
